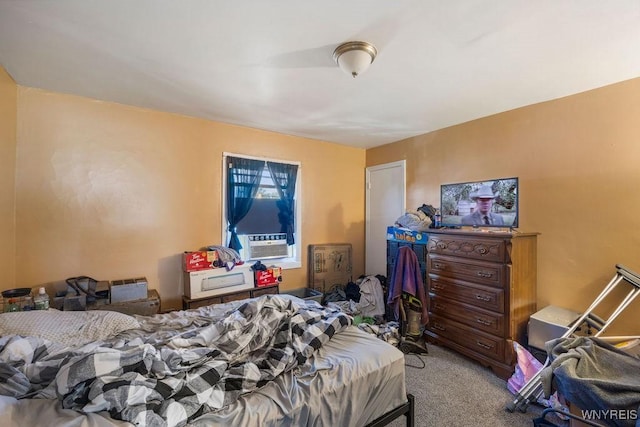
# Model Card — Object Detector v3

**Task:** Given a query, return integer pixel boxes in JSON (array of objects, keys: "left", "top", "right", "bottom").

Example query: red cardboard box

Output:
[
  {"left": 183, "top": 251, "right": 219, "bottom": 272},
  {"left": 255, "top": 267, "right": 282, "bottom": 287}
]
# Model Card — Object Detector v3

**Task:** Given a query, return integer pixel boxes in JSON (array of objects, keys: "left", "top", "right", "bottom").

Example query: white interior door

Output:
[{"left": 365, "top": 161, "right": 406, "bottom": 276}]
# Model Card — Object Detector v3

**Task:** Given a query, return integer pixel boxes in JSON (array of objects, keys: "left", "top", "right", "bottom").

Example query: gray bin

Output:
[{"left": 285, "top": 288, "right": 323, "bottom": 304}]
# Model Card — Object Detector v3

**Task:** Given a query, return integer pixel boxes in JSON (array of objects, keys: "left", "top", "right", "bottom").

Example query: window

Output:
[{"left": 221, "top": 153, "right": 301, "bottom": 269}]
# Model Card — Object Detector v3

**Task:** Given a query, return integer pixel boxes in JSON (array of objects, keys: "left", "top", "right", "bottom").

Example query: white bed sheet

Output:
[{"left": 0, "top": 325, "right": 407, "bottom": 427}]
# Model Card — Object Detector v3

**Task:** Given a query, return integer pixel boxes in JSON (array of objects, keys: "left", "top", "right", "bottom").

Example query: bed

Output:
[{"left": 0, "top": 294, "right": 414, "bottom": 426}]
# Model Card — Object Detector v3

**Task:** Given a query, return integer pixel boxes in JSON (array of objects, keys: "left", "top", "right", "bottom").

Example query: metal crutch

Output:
[{"left": 506, "top": 264, "right": 640, "bottom": 413}]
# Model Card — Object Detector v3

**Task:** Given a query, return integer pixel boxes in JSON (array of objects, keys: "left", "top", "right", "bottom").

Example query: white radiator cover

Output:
[{"left": 184, "top": 266, "right": 254, "bottom": 299}]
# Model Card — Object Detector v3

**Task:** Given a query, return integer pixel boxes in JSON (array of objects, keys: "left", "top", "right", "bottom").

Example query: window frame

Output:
[{"left": 221, "top": 152, "right": 302, "bottom": 269}]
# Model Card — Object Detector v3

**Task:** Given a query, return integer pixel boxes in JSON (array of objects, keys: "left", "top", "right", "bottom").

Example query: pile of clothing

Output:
[
  {"left": 323, "top": 275, "right": 401, "bottom": 346},
  {"left": 324, "top": 275, "right": 386, "bottom": 323},
  {"left": 394, "top": 204, "right": 437, "bottom": 231}
]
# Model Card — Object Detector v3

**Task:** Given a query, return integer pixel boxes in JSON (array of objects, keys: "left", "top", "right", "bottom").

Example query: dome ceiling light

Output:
[{"left": 333, "top": 41, "right": 378, "bottom": 78}]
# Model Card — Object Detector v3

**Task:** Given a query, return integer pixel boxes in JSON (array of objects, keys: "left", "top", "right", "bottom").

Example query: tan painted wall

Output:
[
  {"left": 367, "top": 78, "right": 640, "bottom": 333},
  {"left": 7, "top": 67, "right": 640, "bottom": 332},
  {"left": 13, "top": 88, "right": 365, "bottom": 310},
  {"left": 0, "top": 68, "right": 17, "bottom": 287}
]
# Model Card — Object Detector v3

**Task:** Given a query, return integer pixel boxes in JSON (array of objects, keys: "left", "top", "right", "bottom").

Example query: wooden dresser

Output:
[
  {"left": 424, "top": 229, "right": 538, "bottom": 379},
  {"left": 182, "top": 285, "right": 279, "bottom": 309}
]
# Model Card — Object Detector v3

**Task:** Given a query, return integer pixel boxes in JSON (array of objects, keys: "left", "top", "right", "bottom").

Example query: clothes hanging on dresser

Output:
[{"left": 387, "top": 246, "right": 429, "bottom": 325}]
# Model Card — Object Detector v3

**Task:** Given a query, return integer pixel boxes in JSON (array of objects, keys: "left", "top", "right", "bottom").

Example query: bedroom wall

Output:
[
  {"left": 367, "top": 77, "right": 640, "bottom": 333},
  {"left": 12, "top": 87, "right": 365, "bottom": 310},
  {"left": 0, "top": 67, "right": 17, "bottom": 287}
]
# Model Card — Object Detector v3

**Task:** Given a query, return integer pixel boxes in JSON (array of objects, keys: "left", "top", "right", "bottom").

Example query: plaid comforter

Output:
[{"left": 0, "top": 295, "right": 351, "bottom": 426}]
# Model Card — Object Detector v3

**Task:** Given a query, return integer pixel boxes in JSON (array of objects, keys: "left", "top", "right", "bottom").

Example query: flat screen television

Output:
[{"left": 440, "top": 177, "right": 519, "bottom": 229}]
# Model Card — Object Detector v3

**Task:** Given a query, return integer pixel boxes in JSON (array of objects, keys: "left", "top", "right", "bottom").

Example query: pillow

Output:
[{"left": 0, "top": 309, "right": 141, "bottom": 347}]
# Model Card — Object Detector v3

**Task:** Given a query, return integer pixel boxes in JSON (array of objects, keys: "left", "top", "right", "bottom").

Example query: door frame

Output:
[{"left": 365, "top": 160, "right": 406, "bottom": 276}]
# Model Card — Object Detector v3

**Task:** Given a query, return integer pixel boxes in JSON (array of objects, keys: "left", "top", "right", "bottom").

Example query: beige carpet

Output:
[{"left": 386, "top": 343, "right": 565, "bottom": 427}]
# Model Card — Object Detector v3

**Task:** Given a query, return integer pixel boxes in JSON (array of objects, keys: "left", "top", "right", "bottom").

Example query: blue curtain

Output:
[
  {"left": 267, "top": 161, "right": 298, "bottom": 245},
  {"left": 226, "top": 156, "right": 265, "bottom": 250}
]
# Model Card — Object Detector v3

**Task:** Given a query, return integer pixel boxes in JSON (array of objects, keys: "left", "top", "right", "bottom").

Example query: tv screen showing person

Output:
[{"left": 460, "top": 185, "right": 505, "bottom": 226}]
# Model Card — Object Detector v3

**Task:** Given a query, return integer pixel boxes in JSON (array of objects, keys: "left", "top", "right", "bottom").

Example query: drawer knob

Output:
[
  {"left": 432, "top": 323, "right": 446, "bottom": 331},
  {"left": 476, "top": 341, "right": 494, "bottom": 350},
  {"left": 477, "top": 271, "right": 493, "bottom": 278},
  {"left": 475, "top": 294, "right": 491, "bottom": 302},
  {"left": 476, "top": 318, "right": 492, "bottom": 326},
  {"left": 436, "top": 242, "right": 446, "bottom": 249},
  {"left": 432, "top": 283, "right": 446, "bottom": 290},
  {"left": 434, "top": 263, "right": 445, "bottom": 269},
  {"left": 434, "top": 303, "right": 446, "bottom": 310}
]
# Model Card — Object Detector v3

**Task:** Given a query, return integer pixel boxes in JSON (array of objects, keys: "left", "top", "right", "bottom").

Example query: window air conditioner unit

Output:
[{"left": 245, "top": 233, "right": 289, "bottom": 260}]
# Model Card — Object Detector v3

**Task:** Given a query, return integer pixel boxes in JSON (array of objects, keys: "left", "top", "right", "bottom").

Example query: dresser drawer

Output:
[
  {"left": 428, "top": 254, "right": 505, "bottom": 288},
  {"left": 428, "top": 275, "right": 504, "bottom": 313},
  {"left": 186, "top": 296, "right": 223, "bottom": 309},
  {"left": 429, "top": 294, "right": 505, "bottom": 336},
  {"left": 221, "top": 291, "right": 251, "bottom": 303},
  {"left": 427, "top": 314, "right": 505, "bottom": 361},
  {"left": 252, "top": 286, "right": 279, "bottom": 297},
  {"left": 427, "top": 234, "right": 508, "bottom": 263}
]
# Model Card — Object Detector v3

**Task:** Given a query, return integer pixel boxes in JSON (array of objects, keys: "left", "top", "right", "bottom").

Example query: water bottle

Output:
[
  {"left": 4, "top": 298, "right": 19, "bottom": 312},
  {"left": 34, "top": 287, "right": 50, "bottom": 310}
]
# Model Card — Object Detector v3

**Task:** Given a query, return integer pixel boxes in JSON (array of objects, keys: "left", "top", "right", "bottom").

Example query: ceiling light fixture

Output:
[{"left": 333, "top": 41, "right": 378, "bottom": 78}]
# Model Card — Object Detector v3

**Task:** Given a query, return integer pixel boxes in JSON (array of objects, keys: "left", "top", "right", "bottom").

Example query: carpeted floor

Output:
[{"left": 386, "top": 343, "right": 566, "bottom": 427}]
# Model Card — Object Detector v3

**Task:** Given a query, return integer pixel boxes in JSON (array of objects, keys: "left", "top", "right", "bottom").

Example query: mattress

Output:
[
  {"left": 0, "top": 325, "right": 407, "bottom": 426},
  {"left": 192, "top": 325, "right": 407, "bottom": 426}
]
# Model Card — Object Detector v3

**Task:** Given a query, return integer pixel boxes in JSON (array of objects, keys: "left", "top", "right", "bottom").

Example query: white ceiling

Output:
[{"left": 1, "top": 1, "right": 640, "bottom": 149}]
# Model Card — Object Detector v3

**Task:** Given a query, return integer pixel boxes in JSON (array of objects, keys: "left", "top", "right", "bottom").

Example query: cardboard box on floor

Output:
[
  {"left": 308, "top": 243, "right": 352, "bottom": 294},
  {"left": 89, "top": 289, "right": 161, "bottom": 316}
]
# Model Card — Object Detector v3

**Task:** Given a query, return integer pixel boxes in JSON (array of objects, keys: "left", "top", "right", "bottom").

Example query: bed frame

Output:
[{"left": 366, "top": 393, "right": 415, "bottom": 427}]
